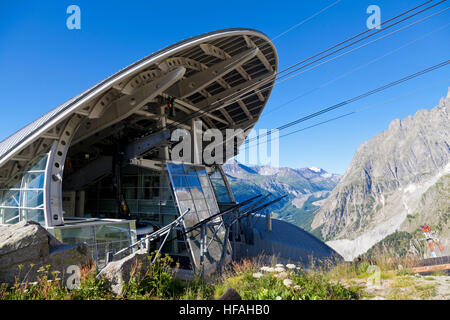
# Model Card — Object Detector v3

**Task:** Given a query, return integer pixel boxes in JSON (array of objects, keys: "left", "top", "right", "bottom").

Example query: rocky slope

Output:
[
  {"left": 312, "top": 89, "right": 450, "bottom": 260},
  {"left": 222, "top": 160, "right": 340, "bottom": 233}
]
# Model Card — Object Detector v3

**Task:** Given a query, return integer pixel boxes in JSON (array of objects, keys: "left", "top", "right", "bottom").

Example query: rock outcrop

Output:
[
  {"left": 0, "top": 220, "right": 91, "bottom": 284},
  {"left": 312, "top": 88, "right": 450, "bottom": 260},
  {"left": 97, "top": 249, "right": 150, "bottom": 296}
]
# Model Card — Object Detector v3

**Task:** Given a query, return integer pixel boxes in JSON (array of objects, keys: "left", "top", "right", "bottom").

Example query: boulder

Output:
[
  {"left": 218, "top": 288, "right": 242, "bottom": 300},
  {"left": 97, "top": 249, "right": 150, "bottom": 296},
  {"left": 0, "top": 220, "right": 91, "bottom": 285}
]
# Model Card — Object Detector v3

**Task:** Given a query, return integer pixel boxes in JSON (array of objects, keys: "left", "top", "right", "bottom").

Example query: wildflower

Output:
[
  {"left": 286, "top": 264, "right": 296, "bottom": 270},
  {"left": 252, "top": 272, "right": 263, "bottom": 279},
  {"left": 274, "top": 272, "right": 288, "bottom": 279},
  {"left": 274, "top": 267, "right": 285, "bottom": 273},
  {"left": 276, "top": 296, "right": 282, "bottom": 300},
  {"left": 265, "top": 267, "right": 275, "bottom": 273},
  {"left": 260, "top": 266, "right": 269, "bottom": 272},
  {"left": 275, "top": 264, "right": 284, "bottom": 268},
  {"left": 293, "top": 285, "right": 301, "bottom": 291},
  {"left": 283, "top": 279, "right": 294, "bottom": 288}
]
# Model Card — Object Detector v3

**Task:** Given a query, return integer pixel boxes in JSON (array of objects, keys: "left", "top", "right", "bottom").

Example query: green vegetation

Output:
[
  {"left": 358, "top": 231, "right": 418, "bottom": 261},
  {"left": 2, "top": 252, "right": 447, "bottom": 300},
  {"left": 0, "top": 256, "right": 358, "bottom": 300}
]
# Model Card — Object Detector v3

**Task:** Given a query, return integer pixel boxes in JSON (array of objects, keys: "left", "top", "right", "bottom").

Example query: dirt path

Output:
[{"left": 338, "top": 274, "right": 450, "bottom": 300}]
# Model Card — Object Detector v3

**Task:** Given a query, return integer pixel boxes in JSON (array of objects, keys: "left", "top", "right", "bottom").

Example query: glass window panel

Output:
[
  {"left": 160, "top": 188, "right": 172, "bottom": 201},
  {"left": 126, "top": 199, "right": 138, "bottom": 213},
  {"left": 22, "top": 172, "right": 45, "bottom": 189},
  {"left": 30, "top": 154, "right": 48, "bottom": 171},
  {"left": 196, "top": 210, "right": 209, "bottom": 221},
  {"left": 60, "top": 226, "right": 95, "bottom": 245},
  {"left": 190, "top": 187, "right": 204, "bottom": 200},
  {"left": 175, "top": 188, "right": 192, "bottom": 201},
  {"left": 197, "top": 168, "right": 208, "bottom": 177},
  {"left": 123, "top": 176, "right": 138, "bottom": 188},
  {"left": 202, "top": 186, "right": 214, "bottom": 199},
  {"left": 1, "top": 208, "right": 19, "bottom": 224},
  {"left": 21, "top": 209, "right": 45, "bottom": 225},
  {"left": 160, "top": 202, "right": 177, "bottom": 214},
  {"left": 95, "top": 223, "right": 131, "bottom": 244},
  {"left": 198, "top": 176, "right": 210, "bottom": 189},
  {"left": 186, "top": 175, "right": 200, "bottom": 188},
  {"left": 183, "top": 164, "right": 198, "bottom": 176},
  {"left": 22, "top": 190, "right": 44, "bottom": 208},
  {"left": 166, "top": 161, "right": 231, "bottom": 273},
  {"left": 0, "top": 189, "right": 20, "bottom": 207},
  {"left": 122, "top": 187, "right": 137, "bottom": 200},
  {"left": 160, "top": 174, "right": 171, "bottom": 188},
  {"left": 138, "top": 200, "right": 160, "bottom": 214},
  {"left": 178, "top": 199, "right": 195, "bottom": 214},
  {"left": 167, "top": 163, "right": 184, "bottom": 175},
  {"left": 193, "top": 198, "right": 208, "bottom": 212},
  {"left": 143, "top": 175, "right": 160, "bottom": 188},
  {"left": 172, "top": 175, "right": 188, "bottom": 188},
  {"left": 98, "top": 199, "right": 117, "bottom": 213},
  {"left": 206, "top": 196, "right": 219, "bottom": 215},
  {"left": 100, "top": 186, "right": 115, "bottom": 199}
]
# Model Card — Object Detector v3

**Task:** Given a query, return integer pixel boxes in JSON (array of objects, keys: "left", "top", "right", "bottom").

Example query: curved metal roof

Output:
[{"left": 0, "top": 28, "right": 278, "bottom": 183}]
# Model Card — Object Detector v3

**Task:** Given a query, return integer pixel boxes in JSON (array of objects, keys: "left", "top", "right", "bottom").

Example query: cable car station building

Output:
[
  {"left": 0, "top": 29, "right": 281, "bottom": 274},
  {"left": 0, "top": 29, "right": 340, "bottom": 277}
]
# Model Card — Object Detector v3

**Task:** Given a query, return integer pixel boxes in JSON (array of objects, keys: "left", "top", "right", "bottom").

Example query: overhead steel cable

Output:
[
  {"left": 271, "top": 6, "right": 450, "bottom": 86},
  {"left": 274, "top": 0, "right": 445, "bottom": 78},
  {"left": 163, "top": 0, "right": 446, "bottom": 131},
  {"left": 260, "top": 21, "right": 450, "bottom": 118},
  {"left": 243, "top": 77, "right": 450, "bottom": 152},
  {"left": 216, "top": 2, "right": 450, "bottom": 111},
  {"left": 271, "top": 0, "right": 344, "bottom": 41},
  {"left": 243, "top": 61, "right": 450, "bottom": 147}
]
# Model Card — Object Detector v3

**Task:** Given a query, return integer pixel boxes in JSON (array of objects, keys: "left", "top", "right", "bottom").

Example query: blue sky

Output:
[{"left": 0, "top": 0, "right": 449, "bottom": 174}]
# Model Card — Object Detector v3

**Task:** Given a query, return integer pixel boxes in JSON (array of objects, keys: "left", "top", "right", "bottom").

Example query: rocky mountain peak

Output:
[{"left": 311, "top": 90, "right": 450, "bottom": 260}]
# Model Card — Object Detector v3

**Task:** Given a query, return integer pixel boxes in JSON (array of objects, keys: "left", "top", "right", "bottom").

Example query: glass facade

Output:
[
  {"left": 84, "top": 165, "right": 177, "bottom": 221},
  {"left": 50, "top": 220, "right": 136, "bottom": 269},
  {"left": 166, "top": 162, "right": 231, "bottom": 272},
  {"left": 209, "top": 169, "right": 232, "bottom": 203},
  {"left": 0, "top": 153, "right": 48, "bottom": 226},
  {"left": 82, "top": 165, "right": 184, "bottom": 255}
]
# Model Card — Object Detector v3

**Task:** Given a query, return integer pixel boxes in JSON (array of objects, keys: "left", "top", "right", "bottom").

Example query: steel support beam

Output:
[
  {"left": 73, "top": 67, "right": 186, "bottom": 144},
  {"left": 165, "top": 48, "right": 258, "bottom": 99}
]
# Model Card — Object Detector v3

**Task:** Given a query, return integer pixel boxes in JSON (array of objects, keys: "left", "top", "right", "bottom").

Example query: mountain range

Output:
[
  {"left": 312, "top": 89, "right": 450, "bottom": 260},
  {"left": 222, "top": 160, "right": 341, "bottom": 236},
  {"left": 225, "top": 88, "right": 450, "bottom": 261}
]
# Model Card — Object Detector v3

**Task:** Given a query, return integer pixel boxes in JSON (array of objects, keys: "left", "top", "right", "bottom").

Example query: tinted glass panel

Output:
[{"left": 166, "top": 162, "right": 231, "bottom": 274}]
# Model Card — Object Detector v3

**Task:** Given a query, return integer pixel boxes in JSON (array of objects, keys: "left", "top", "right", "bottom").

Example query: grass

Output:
[
  {"left": 0, "top": 255, "right": 359, "bottom": 300},
  {"left": 1, "top": 249, "right": 446, "bottom": 300}
]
